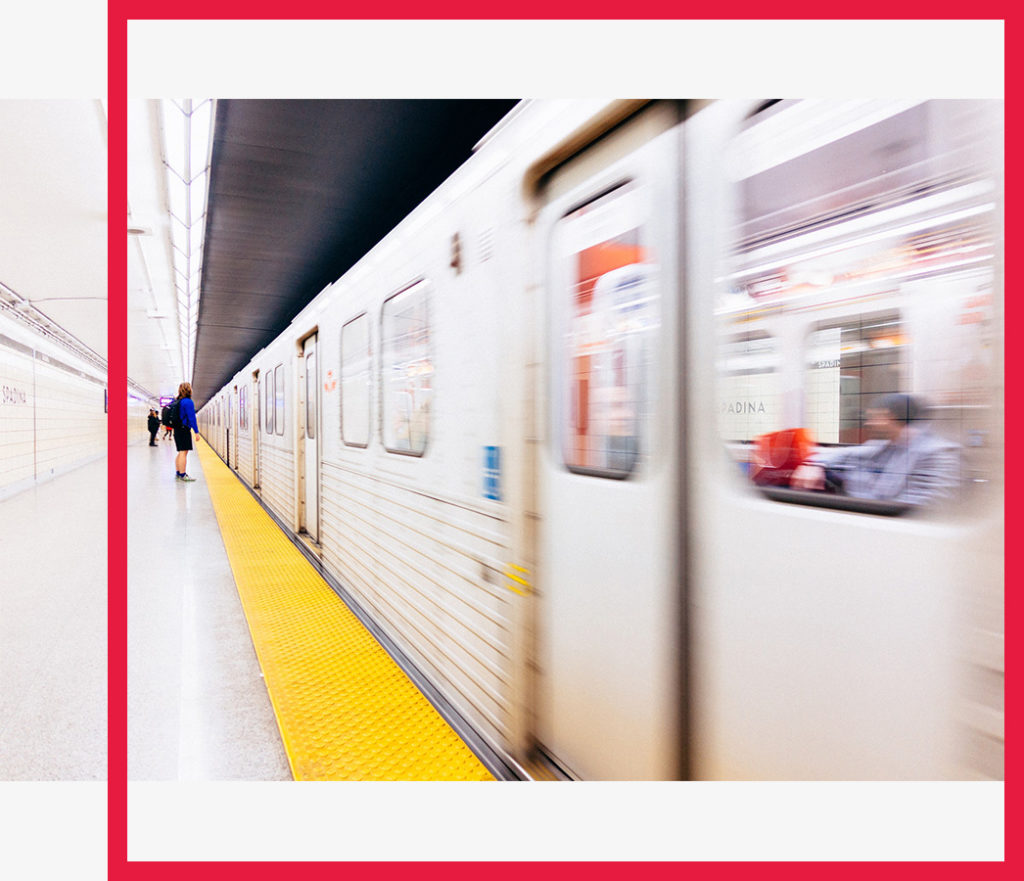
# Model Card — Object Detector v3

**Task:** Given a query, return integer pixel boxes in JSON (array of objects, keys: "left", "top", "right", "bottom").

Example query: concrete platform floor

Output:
[
  {"left": 127, "top": 436, "right": 289, "bottom": 780},
  {"left": 0, "top": 456, "right": 107, "bottom": 781}
]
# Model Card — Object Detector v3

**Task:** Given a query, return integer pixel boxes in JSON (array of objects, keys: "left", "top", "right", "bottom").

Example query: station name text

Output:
[
  {"left": 1, "top": 385, "right": 27, "bottom": 405},
  {"left": 721, "top": 400, "right": 767, "bottom": 415}
]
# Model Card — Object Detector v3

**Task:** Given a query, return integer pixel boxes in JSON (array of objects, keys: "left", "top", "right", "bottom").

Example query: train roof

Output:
[{"left": 190, "top": 99, "right": 517, "bottom": 406}]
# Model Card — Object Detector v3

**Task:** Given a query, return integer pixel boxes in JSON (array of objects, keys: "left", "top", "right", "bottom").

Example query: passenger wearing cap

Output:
[{"left": 790, "top": 393, "right": 961, "bottom": 506}]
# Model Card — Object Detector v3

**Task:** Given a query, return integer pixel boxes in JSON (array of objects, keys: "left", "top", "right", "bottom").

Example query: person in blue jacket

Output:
[{"left": 173, "top": 381, "right": 201, "bottom": 482}]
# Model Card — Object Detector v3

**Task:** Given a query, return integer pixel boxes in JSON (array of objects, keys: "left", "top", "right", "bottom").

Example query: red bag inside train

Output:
[{"left": 749, "top": 428, "right": 814, "bottom": 487}]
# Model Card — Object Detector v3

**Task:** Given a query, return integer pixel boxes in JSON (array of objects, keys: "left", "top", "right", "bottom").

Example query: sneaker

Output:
[{"left": 179, "top": 474, "right": 197, "bottom": 482}]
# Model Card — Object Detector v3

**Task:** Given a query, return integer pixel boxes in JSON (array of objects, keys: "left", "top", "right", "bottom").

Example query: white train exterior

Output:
[
  {"left": 1, "top": 287, "right": 107, "bottom": 500},
  {"left": 199, "top": 99, "right": 1004, "bottom": 780}
]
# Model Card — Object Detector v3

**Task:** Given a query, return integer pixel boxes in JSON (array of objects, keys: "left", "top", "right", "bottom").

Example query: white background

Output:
[
  {"left": 130, "top": 781, "right": 1003, "bottom": 861},
  {"left": 127, "top": 20, "right": 1005, "bottom": 99}
]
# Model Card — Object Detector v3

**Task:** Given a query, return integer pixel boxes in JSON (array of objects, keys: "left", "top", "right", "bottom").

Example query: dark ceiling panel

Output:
[{"left": 192, "top": 98, "right": 518, "bottom": 406}]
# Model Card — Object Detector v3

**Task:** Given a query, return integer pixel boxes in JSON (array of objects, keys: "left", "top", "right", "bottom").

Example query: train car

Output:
[
  {"left": 199, "top": 99, "right": 1004, "bottom": 780},
  {"left": 690, "top": 100, "right": 1003, "bottom": 780},
  {"left": 1, "top": 284, "right": 107, "bottom": 500}
]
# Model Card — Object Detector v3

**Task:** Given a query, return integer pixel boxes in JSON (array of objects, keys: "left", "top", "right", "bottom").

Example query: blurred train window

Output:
[
  {"left": 239, "top": 386, "right": 247, "bottom": 432},
  {"left": 265, "top": 374, "right": 274, "bottom": 434},
  {"left": 554, "top": 184, "right": 658, "bottom": 478},
  {"left": 381, "top": 281, "right": 432, "bottom": 456},
  {"left": 340, "top": 313, "right": 371, "bottom": 448},
  {"left": 804, "top": 312, "right": 907, "bottom": 445},
  {"left": 274, "top": 364, "right": 285, "bottom": 436},
  {"left": 305, "top": 351, "right": 316, "bottom": 440},
  {"left": 720, "top": 99, "right": 1002, "bottom": 514}
]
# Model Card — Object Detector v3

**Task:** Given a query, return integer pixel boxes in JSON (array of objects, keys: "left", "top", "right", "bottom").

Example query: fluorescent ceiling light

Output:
[{"left": 160, "top": 98, "right": 214, "bottom": 383}]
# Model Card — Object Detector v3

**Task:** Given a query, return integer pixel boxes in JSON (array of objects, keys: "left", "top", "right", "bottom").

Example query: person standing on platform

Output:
[
  {"left": 173, "top": 382, "right": 201, "bottom": 482},
  {"left": 147, "top": 408, "right": 160, "bottom": 446}
]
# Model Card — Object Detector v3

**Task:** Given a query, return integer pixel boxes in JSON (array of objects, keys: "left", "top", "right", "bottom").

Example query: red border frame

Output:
[{"left": 109, "top": 7, "right": 1011, "bottom": 878}]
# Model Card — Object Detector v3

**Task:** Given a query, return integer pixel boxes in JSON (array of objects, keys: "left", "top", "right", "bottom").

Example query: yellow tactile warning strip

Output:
[{"left": 194, "top": 442, "right": 495, "bottom": 781}]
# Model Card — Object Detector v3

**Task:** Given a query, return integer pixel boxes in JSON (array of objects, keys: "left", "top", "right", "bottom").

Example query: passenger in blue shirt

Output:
[
  {"left": 173, "top": 381, "right": 201, "bottom": 482},
  {"left": 790, "top": 393, "right": 960, "bottom": 507}
]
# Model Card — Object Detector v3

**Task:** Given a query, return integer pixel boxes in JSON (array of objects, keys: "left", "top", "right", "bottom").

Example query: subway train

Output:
[
  {"left": 198, "top": 99, "right": 1004, "bottom": 780},
  {"left": 0, "top": 283, "right": 107, "bottom": 500}
]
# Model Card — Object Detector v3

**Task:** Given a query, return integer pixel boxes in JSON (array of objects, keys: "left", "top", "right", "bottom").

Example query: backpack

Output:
[{"left": 165, "top": 399, "right": 182, "bottom": 429}]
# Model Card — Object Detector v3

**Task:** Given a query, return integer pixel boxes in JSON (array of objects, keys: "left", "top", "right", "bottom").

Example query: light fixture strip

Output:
[{"left": 163, "top": 98, "right": 213, "bottom": 385}]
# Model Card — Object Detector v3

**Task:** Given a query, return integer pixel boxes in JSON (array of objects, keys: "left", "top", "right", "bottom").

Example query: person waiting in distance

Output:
[
  {"left": 790, "top": 393, "right": 960, "bottom": 507},
  {"left": 147, "top": 408, "right": 160, "bottom": 446},
  {"left": 172, "top": 381, "right": 201, "bottom": 482}
]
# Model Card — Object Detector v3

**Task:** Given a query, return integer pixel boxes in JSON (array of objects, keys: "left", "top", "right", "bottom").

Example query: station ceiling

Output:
[
  {"left": 191, "top": 98, "right": 517, "bottom": 406},
  {"left": 0, "top": 100, "right": 107, "bottom": 361}
]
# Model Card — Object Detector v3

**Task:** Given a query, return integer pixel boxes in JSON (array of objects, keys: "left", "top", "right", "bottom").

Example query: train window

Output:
[
  {"left": 305, "top": 351, "right": 316, "bottom": 440},
  {"left": 274, "top": 364, "right": 285, "bottom": 436},
  {"left": 239, "top": 386, "right": 247, "bottom": 432},
  {"left": 804, "top": 312, "right": 908, "bottom": 446},
  {"left": 381, "top": 281, "right": 432, "bottom": 456},
  {"left": 718, "top": 100, "right": 1007, "bottom": 514},
  {"left": 265, "top": 373, "right": 274, "bottom": 434},
  {"left": 554, "top": 184, "right": 659, "bottom": 479},
  {"left": 341, "top": 313, "right": 370, "bottom": 448}
]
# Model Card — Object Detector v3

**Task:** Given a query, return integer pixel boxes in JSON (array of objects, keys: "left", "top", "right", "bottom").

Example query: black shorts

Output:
[{"left": 173, "top": 427, "right": 193, "bottom": 451}]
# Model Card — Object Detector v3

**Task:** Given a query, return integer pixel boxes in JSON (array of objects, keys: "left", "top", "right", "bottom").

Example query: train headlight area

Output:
[{"left": 126, "top": 98, "right": 1003, "bottom": 784}]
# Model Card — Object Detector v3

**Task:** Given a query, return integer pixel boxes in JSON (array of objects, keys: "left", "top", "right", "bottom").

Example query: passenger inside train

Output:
[{"left": 787, "top": 393, "right": 961, "bottom": 505}]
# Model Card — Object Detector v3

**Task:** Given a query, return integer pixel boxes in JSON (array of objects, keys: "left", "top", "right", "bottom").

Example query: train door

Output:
[
  {"left": 301, "top": 334, "right": 320, "bottom": 542},
  {"left": 252, "top": 371, "right": 261, "bottom": 489},
  {"left": 231, "top": 386, "right": 239, "bottom": 470},
  {"left": 533, "top": 104, "right": 683, "bottom": 780},
  {"left": 226, "top": 393, "right": 234, "bottom": 469}
]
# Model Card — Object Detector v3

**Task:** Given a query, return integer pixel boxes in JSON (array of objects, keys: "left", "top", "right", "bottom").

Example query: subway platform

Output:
[
  {"left": 126, "top": 434, "right": 495, "bottom": 781},
  {"left": 0, "top": 456, "right": 107, "bottom": 780}
]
